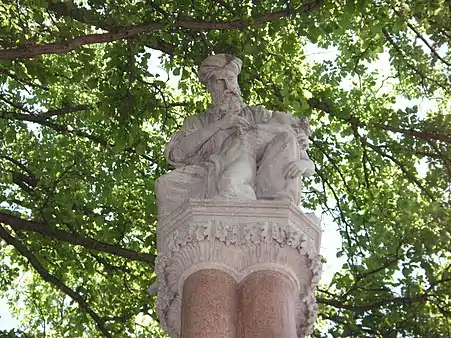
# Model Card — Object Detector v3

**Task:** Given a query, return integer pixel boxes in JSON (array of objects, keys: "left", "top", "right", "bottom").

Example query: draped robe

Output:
[{"left": 156, "top": 105, "right": 313, "bottom": 218}]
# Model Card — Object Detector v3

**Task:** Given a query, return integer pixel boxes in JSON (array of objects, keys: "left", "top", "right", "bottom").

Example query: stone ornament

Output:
[{"left": 154, "top": 199, "right": 322, "bottom": 337}]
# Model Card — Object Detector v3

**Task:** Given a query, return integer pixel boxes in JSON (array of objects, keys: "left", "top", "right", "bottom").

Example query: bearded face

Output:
[
  {"left": 207, "top": 70, "right": 244, "bottom": 115},
  {"left": 214, "top": 90, "right": 243, "bottom": 114}
]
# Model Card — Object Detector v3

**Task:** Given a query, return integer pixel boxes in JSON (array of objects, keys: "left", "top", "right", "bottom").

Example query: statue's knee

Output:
[
  {"left": 156, "top": 173, "right": 169, "bottom": 185},
  {"left": 155, "top": 174, "right": 174, "bottom": 199},
  {"left": 156, "top": 171, "right": 179, "bottom": 190},
  {"left": 274, "top": 130, "right": 296, "bottom": 143}
]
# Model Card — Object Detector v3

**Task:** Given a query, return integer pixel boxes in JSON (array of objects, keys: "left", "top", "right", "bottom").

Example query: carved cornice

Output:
[
  {"left": 158, "top": 198, "right": 322, "bottom": 251},
  {"left": 155, "top": 200, "right": 322, "bottom": 337}
]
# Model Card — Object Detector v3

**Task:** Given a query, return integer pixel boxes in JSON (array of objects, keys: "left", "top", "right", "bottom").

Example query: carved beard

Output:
[{"left": 213, "top": 91, "right": 244, "bottom": 118}]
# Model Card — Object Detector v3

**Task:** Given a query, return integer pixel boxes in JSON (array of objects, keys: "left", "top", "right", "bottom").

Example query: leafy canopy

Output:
[{"left": 0, "top": 0, "right": 450, "bottom": 337}]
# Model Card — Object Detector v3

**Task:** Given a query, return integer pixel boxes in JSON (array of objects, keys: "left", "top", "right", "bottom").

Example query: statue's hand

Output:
[
  {"left": 218, "top": 115, "right": 251, "bottom": 133},
  {"left": 283, "top": 160, "right": 314, "bottom": 179}
]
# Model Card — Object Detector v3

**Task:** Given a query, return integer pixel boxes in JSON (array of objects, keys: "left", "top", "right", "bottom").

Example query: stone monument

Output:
[{"left": 153, "top": 54, "right": 322, "bottom": 337}]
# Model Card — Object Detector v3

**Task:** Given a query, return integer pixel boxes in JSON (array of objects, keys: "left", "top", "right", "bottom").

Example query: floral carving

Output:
[{"left": 155, "top": 219, "right": 322, "bottom": 337}]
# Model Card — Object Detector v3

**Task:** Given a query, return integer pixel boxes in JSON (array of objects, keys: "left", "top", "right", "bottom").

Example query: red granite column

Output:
[
  {"left": 238, "top": 270, "right": 297, "bottom": 338},
  {"left": 181, "top": 269, "right": 238, "bottom": 338}
]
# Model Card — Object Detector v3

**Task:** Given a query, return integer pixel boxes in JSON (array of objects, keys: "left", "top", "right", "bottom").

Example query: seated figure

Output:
[{"left": 156, "top": 54, "right": 315, "bottom": 218}]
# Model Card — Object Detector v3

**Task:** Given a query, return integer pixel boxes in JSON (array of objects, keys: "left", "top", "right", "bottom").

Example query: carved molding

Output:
[
  {"left": 157, "top": 199, "right": 322, "bottom": 250},
  {"left": 155, "top": 201, "right": 322, "bottom": 337}
]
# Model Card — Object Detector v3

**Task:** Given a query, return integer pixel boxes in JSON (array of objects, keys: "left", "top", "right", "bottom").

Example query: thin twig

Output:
[
  {"left": 0, "top": 224, "right": 112, "bottom": 337},
  {"left": 0, "top": 211, "right": 155, "bottom": 265}
]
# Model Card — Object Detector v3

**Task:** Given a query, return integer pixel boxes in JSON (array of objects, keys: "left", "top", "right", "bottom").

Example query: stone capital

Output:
[{"left": 155, "top": 199, "right": 322, "bottom": 337}]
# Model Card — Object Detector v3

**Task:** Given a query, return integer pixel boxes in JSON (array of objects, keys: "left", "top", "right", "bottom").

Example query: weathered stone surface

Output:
[
  {"left": 153, "top": 54, "right": 321, "bottom": 337},
  {"left": 155, "top": 54, "right": 315, "bottom": 219},
  {"left": 154, "top": 199, "right": 322, "bottom": 337},
  {"left": 238, "top": 270, "right": 297, "bottom": 338},
  {"left": 181, "top": 269, "right": 238, "bottom": 338}
]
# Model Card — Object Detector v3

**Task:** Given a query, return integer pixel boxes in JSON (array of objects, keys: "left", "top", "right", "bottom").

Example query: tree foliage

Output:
[{"left": 0, "top": 0, "right": 450, "bottom": 336}]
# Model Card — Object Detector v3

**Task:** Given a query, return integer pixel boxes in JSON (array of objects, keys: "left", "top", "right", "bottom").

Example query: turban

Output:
[{"left": 198, "top": 54, "right": 242, "bottom": 85}]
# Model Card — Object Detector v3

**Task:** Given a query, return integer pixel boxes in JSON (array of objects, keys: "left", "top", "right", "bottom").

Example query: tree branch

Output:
[
  {"left": 361, "top": 139, "right": 435, "bottom": 199},
  {"left": 389, "top": 4, "right": 451, "bottom": 67},
  {"left": 406, "top": 22, "right": 451, "bottom": 67},
  {"left": 0, "top": 23, "right": 162, "bottom": 60},
  {"left": 311, "top": 139, "right": 361, "bottom": 208},
  {"left": 308, "top": 97, "right": 451, "bottom": 144},
  {"left": 0, "top": 107, "right": 158, "bottom": 164},
  {"left": 0, "top": 68, "right": 49, "bottom": 91},
  {"left": 382, "top": 29, "right": 450, "bottom": 94},
  {"left": 308, "top": 97, "right": 444, "bottom": 199},
  {"left": 1, "top": 109, "right": 109, "bottom": 146},
  {"left": 318, "top": 276, "right": 451, "bottom": 312},
  {"left": 426, "top": 140, "right": 451, "bottom": 177},
  {"left": 0, "top": 211, "right": 155, "bottom": 265},
  {"left": 38, "top": 104, "right": 91, "bottom": 118},
  {"left": 0, "top": 224, "right": 112, "bottom": 337},
  {"left": 0, "top": 155, "right": 36, "bottom": 182},
  {"left": 314, "top": 166, "right": 355, "bottom": 253},
  {"left": 341, "top": 243, "right": 402, "bottom": 299},
  {"left": 317, "top": 294, "right": 428, "bottom": 312},
  {"left": 376, "top": 123, "right": 451, "bottom": 144},
  {"left": 321, "top": 313, "right": 378, "bottom": 335},
  {"left": 0, "top": 0, "right": 324, "bottom": 60},
  {"left": 45, "top": 0, "right": 176, "bottom": 55}
]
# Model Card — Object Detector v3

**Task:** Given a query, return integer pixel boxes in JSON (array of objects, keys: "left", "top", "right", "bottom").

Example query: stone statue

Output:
[
  {"left": 156, "top": 54, "right": 315, "bottom": 217},
  {"left": 154, "top": 54, "right": 322, "bottom": 337}
]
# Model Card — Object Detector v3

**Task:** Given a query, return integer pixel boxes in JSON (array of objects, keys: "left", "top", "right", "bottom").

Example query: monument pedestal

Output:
[{"left": 155, "top": 199, "right": 322, "bottom": 337}]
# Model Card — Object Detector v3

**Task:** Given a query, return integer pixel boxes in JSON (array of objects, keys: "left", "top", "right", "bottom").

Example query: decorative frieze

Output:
[{"left": 154, "top": 199, "right": 322, "bottom": 337}]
